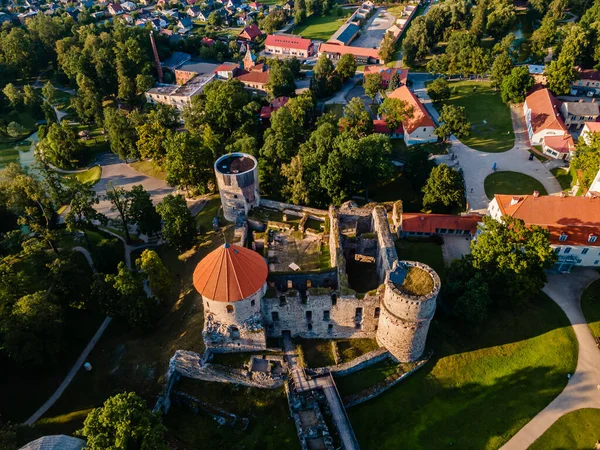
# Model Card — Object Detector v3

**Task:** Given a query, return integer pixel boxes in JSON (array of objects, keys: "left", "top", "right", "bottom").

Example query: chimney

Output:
[
  {"left": 150, "top": 31, "right": 163, "bottom": 83},
  {"left": 510, "top": 196, "right": 521, "bottom": 206},
  {"left": 560, "top": 191, "right": 567, "bottom": 197},
  {"left": 533, "top": 191, "right": 540, "bottom": 198}
]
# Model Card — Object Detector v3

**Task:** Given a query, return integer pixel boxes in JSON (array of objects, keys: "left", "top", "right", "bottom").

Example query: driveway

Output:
[
  {"left": 352, "top": 7, "right": 395, "bottom": 49},
  {"left": 93, "top": 153, "right": 175, "bottom": 217},
  {"left": 501, "top": 269, "right": 600, "bottom": 450},
  {"left": 325, "top": 73, "right": 363, "bottom": 105}
]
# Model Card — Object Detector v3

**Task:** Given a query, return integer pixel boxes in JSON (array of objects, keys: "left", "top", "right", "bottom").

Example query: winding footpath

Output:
[{"left": 501, "top": 269, "right": 600, "bottom": 450}]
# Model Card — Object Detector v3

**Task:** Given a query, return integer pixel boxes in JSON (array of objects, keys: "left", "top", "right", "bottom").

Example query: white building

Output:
[
  {"left": 581, "top": 122, "right": 600, "bottom": 145},
  {"left": 385, "top": 86, "right": 437, "bottom": 146},
  {"left": 524, "top": 88, "right": 568, "bottom": 146},
  {"left": 145, "top": 73, "right": 215, "bottom": 111}
]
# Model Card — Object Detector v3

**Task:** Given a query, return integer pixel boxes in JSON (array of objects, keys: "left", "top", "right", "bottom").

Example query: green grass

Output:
[
  {"left": 71, "top": 124, "right": 110, "bottom": 167},
  {"left": 336, "top": 359, "right": 399, "bottom": 397},
  {"left": 349, "top": 293, "right": 578, "bottom": 450},
  {"left": 164, "top": 379, "right": 299, "bottom": 449},
  {"left": 129, "top": 160, "right": 167, "bottom": 180},
  {"left": 581, "top": 279, "right": 600, "bottom": 339},
  {"left": 528, "top": 148, "right": 549, "bottom": 162},
  {"left": 441, "top": 81, "right": 514, "bottom": 152},
  {"left": 292, "top": 10, "right": 353, "bottom": 41},
  {"left": 323, "top": 103, "right": 345, "bottom": 118},
  {"left": 529, "top": 408, "right": 600, "bottom": 450},
  {"left": 337, "top": 338, "right": 379, "bottom": 363},
  {"left": 296, "top": 338, "right": 336, "bottom": 367},
  {"left": 61, "top": 165, "right": 102, "bottom": 185},
  {"left": 195, "top": 195, "right": 222, "bottom": 233},
  {"left": 484, "top": 171, "right": 548, "bottom": 199},
  {"left": 395, "top": 239, "right": 445, "bottom": 275},
  {"left": 210, "top": 352, "right": 254, "bottom": 368},
  {"left": 551, "top": 167, "right": 574, "bottom": 191},
  {"left": 0, "top": 139, "right": 33, "bottom": 168}
]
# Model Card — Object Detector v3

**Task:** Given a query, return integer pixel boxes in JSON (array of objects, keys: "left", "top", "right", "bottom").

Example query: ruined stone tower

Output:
[
  {"left": 193, "top": 243, "right": 268, "bottom": 351},
  {"left": 376, "top": 261, "right": 440, "bottom": 362},
  {"left": 214, "top": 153, "right": 260, "bottom": 222}
]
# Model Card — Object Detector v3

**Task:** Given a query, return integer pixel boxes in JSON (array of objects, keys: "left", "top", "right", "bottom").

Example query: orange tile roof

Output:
[
  {"left": 363, "top": 66, "right": 408, "bottom": 85},
  {"left": 525, "top": 88, "right": 567, "bottom": 134},
  {"left": 318, "top": 42, "right": 380, "bottom": 60},
  {"left": 401, "top": 213, "right": 481, "bottom": 235},
  {"left": 584, "top": 122, "right": 600, "bottom": 132},
  {"left": 543, "top": 134, "right": 575, "bottom": 153},
  {"left": 386, "top": 85, "right": 436, "bottom": 134},
  {"left": 372, "top": 119, "right": 403, "bottom": 135},
  {"left": 265, "top": 33, "right": 312, "bottom": 51},
  {"left": 494, "top": 194, "right": 600, "bottom": 247},
  {"left": 236, "top": 69, "right": 270, "bottom": 85},
  {"left": 193, "top": 243, "right": 268, "bottom": 302}
]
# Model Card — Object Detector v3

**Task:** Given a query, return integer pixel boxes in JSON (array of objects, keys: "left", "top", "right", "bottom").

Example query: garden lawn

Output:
[
  {"left": 129, "top": 160, "right": 167, "bottom": 180},
  {"left": 395, "top": 238, "right": 445, "bottom": 275},
  {"left": 61, "top": 165, "right": 102, "bottom": 185},
  {"left": 337, "top": 338, "right": 379, "bottom": 363},
  {"left": 484, "top": 171, "right": 547, "bottom": 199},
  {"left": 348, "top": 293, "right": 578, "bottom": 450},
  {"left": 551, "top": 167, "right": 574, "bottom": 191},
  {"left": 442, "top": 81, "right": 514, "bottom": 152},
  {"left": 529, "top": 408, "right": 600, "bottom": 450},
  {"left": 195, "top": 195, "right": 222, "bottom": 232},
  {"left": 297, "top": 338, "right": 336, "bottom": 367},
  {"left": 0, "top": 139, "right": 32, "bottom": 168},
  {"left": 293, "top": 11, "right": 352, "bottom": 41},
  {"left": 581, "top": 279, "right": 600, "bottom": 339},
  {"left": 336, "top": 359, "right": 398, "bottom": 397}
]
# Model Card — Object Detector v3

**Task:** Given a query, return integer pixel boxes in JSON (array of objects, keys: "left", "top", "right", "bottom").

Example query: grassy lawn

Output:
[
  {"left": 441, "top": 81, "right": 514, "bottom": 152},
  {"left": 164, "top": 379, "right": 299, "bottom": 449},
  {"left": 195, "top": 195, "right": 222, "bottom": 233},
  {"left": 292, "top": 10, "right": 353, "bottom": 41},
  {"left": 484, "top": 171, "right": 548, "bottom": 199},
  {"left": 395, "top": 238, "right": 445, "bottom": 275},
  {"left": 336, "top": 359, "right": 399, "bottom": 397},
  {"left": 581, "top": 279, "right": 600, "bottom": 339},
  {"left": 0, "top": 139, "right": 33, "bottom": 168},
  {"left": 529, "top": 408, "right": 600, "bottom": 450},
  {"left": 349, "top": 293, "right": 578, "bottom": 450},
  {"left": 129, "top": 159, "right": 167, "bottom": 180},
  {"left": 337, "top": 338, "right": 380, "bottom": 363},
  {"left": 323, "top": 103, "right": 345, "bottom": 118},
  {"left": 551, "top": 167, "right": 574, "bottom": 191},
  {"left": 71, "top": 124, "right": 110, "bottom": 167},
  {"left": 61, "top": 165, "right": 102, "bottom": 185},
  {"left": 296, "top": 338, "right": 336, "bottom": 367}
]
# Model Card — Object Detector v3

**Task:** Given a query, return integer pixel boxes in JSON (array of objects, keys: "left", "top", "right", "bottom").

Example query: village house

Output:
[
  {"left": 488, "top": 192, "right": 600, "bottom": 272},
  {"left": 318, "top": 42, "right": 381, "bottom": 64},
  {"left": 107, "top": 3, "right": 124, "bottom": 15},
  {"left": 363, "top": 66, "right": 408, "bottom": 88},
  {"left": 328, "top": 22, "right": 360, "bottom": 46},
  {"left": 372, "top": 120, "right": 403, "bottom": 139},
  {"left": 542, "top": 134, "right": 576, "bottom": 160},
  {"left": 571, "top": 68, "right": 600, "bottom": 97},
  {"left": 397, "top": 213, "right": 481, "bottom": 238},
  {"left": 177, "top": 16, "right": 193, "bottom": 32},
  {"left": 260, "top": 96, "right": 289, "bottom": 120},
  {"left": 560, "top": 100, "right": 600, "bottom": 129},
  {"left": 264, "top": 34, "right": 314, "bottom": 58},
  {"left": 121, "top": 1, "right": 137, "bottom": 11},
  {"left": 236, "top": 49, "right": 270, "bottom": 94},
  {"left": 384, "top": 86, "right": 437, "bottom": 146},
  {"left": 581, "top": 122, "right": 600, "bottom": 145},
  {"left": 214, "top": 62, "right": 242, "bottom": 79},
  {"left": 145, "top": 73, "right": 215, "bottom": 111},
  {"left": 238, "top": 23, "right": 263, "bottom": 41}
]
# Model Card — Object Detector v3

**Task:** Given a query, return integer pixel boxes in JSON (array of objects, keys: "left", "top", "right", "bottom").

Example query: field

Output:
[
  {"left": 348, "top": 293, "right": 577, "bottom": 450},
  {"left": 581, "top": 279, "right": 600, "bottom": 339},
  {"left": 129, "top": 159, "right": 167, "bottom": 180},
  {"left": 529, "top": 408, "right": 600, "bottom": 450},
  {"left": 484, "top": 171, "right": 548, "bottom": 199},
  {"left": 293, "top": 10, "right": 353, "bottom": 41},
  {"left": 441, "top": 81, "right": 514, "bottom": 152},
  {"left": 551, "top": 167, "right": 575, "bottom": 191},
  {"left": 336, "top": 359, "right": 398, "bottom": 397}
]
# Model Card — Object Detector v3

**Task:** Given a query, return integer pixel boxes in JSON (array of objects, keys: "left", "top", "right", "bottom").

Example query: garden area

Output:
[
  {"left": 441, "top": 81, "right": 514, "bottom": 153},
  {"left": 348, "top": 293, "right": 577, "bottom": 449},
  {"left": 292, "top": 9, "right": 353, "bottom": 41},
  {"left": 484, "top": 171, "right": 548, "bottom": 199},
  {"left": 529, "top": 408, "right": 600, "bottom": 450},
  {"left": 581, "top": 279, "right": 600, "bottom": 339},
  {"left": 551, "top": 167, "right": 575, "bottom": 192},
  {"left": 296, "top": 338, "right": 336, "bottom": 367}
]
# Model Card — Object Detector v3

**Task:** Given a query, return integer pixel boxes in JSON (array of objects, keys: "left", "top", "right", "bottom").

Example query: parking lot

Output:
[{"left": 351, "top": 7, "right": 395, "bottom": 49}]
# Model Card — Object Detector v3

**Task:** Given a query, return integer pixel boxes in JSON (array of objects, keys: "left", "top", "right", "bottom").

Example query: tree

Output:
[
  {"left": 339, "top": 97, "right": 372, "bottom": 137},
  {"left": 2, "top": 84, "right": 23, "bottom": 109},
  {"left": 336, "top": 54, "right": 356, "bottom": 81},
  {"left": 422, "top": 163, "right": 465, "bottom": 212},
  {"left": 129, "top": 185, "right": 162, "bottom": 237},
  {"left": 42, "top": 81, "right": 56, "bottom": 105},
  {"left": 402, "top": 16, "right": 431, "bottom": 65},
  {"left": 388, "top": 71, "right": 401, "bottom": 91},
  {"left": 500, "top": 65, "right": 534, "bottom": 103},
  {"left": 471, "top": 215, "right": 556, "bottom": 305},
  {"left": 266, "top": 59, "right": 296, "bottom": 98},
  {"left": 105, "top": 184, "right": 133, "bottom": 244},
  {"left": 135, "top": 249, "right": 170, "bottom": 300},
  {"left": 378, "top": 97, "right": 414, "bottom": 132},
  {"left": 427, "top": 77, "right": 450, "bottom": 102},
  {"left": 546, "top": 55, "right": 578, "bottom": 95},
  {"left": 364, "top": 73, "right": 382, "bottom": 101},
  {"left": 64, "top": 178, "right": 105, "bottom": 234},
  {"left": 0, "top": 291, "right": 63, "bottom": 367},
  {"left": 435, "top": 104, "right": 471, "bottom": 140},
  {"left": 77, "top": 392, "right": 167, "bottom": 450},
  {"left": 71, "top": 74, "right": 103, "bottom": 124},
  {"left": 379, "top": 32, "right": 396, "bottom": 63},
  {"left": 47, "top": 251, "right": 93, "bottom": 309},
  {"left": 23, "top": 85, "right": 39, "bottom": 109},
  {"left": 38, "top": 122, "right": 84, "bottom": 169},
  {"left": 314, "top": 54, "right": 335, "bottom": 80},
  {"left": 104, "top": 108, "right": 138, "bottom": 161},
  {"left": 6, "top": 122, "right": 25, "bottom": 138},
  {"left": 208, "top": 11, "right": 223, "bottom": 26},
  {"left": 446, "top": 257, "right": 490, "bottom": 324},
  {"left": 94, "top": 238, "right": 122, "bottom": 274},
  {"left": 156, "top": 194, "right": 196, "bottom": 251},
  {"left": 572, "top": 133, "right": 600, "bottom": 188},
  {"left": 490, "top": 51, "right": 514, "bottom": 90},
  {"left": 136, "top": 73, "right": 155, "bottom": 94},
  {"left": 164, "top": 132, "right": 213, "bottom": 195},
  {"left": 354, "top": 133, "right": 393, "bottom": 201}
]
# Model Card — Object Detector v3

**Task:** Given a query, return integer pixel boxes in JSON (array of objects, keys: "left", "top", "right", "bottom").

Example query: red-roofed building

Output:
[
  {"left": 364, "top": 66, "right": 408, "bottom": 88},
  {"left": 201, "top": 37, "right": 215, "bottom": 47},
  {"left": 542, "top": 134, "right": 576, "bottom": 160},
  {"left": 260, "top": 96, "right": 289, "bottom": 120},
  {"left": 318, "top": 42, "right": 380, "bottom": 64},
  {"left": 523, "top": 88, "right": 568, "bottom": 146},
  {"left": 214, "top": 62, "right": 241, "bottom": 79},
  {"left": 372, "top": 119, "right": 403, "bottom": 139},
  {"left": 488, "top": 193, "right": 600, "bottom": 271},
  {"left": 239, "top": 24, "right": 263, "bottom": 42},
  {"left": 571, "top": 68, "right": 600, "bottom": 96},
  {"left": 265, "top": 34, "right": 314, "bottom": 58},
  {"left": 399, "top": 213, "right": 482, "bottom": 238},
  {"left": 386, "top": 86, "right": 437, "bottom": 146},
  {"left": 582, "top": 122, "right": 600, "bottom": 145}
]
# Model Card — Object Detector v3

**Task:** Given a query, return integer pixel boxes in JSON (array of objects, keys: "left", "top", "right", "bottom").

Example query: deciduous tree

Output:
[
  {"left": 135, "top": 249, "right": 170, "bottom": 300},
  {"left": 500, "top": 65, "right": 534, "bottom": 103},
  {"left": 427, "top": 77, "right": 450, "bottom": 102},
  {"left": 38, "top": 122, "right": 83, "bottom": 169},
  {"left": 422, "top": 163, "right": 465, "bottom": 212},
  {"left": 336, "top": 54, "right": 356, "bottom": 81},
  {"left": 129, "top": 185, "right": 162, "bottom": 238},
  {"left": 364, "top": 73, "right": 382, "bottom": 101},
  {"left": 156, "top": 194, "right": 196, "bottom": 251},
  {"left": 435, "top": 104, "right": 471, "bottom": 140},
  {"left": 378, "top": 97, "right": 414, "bottom": 133},
  {"left": 338, "top": 97, "right": 372, "bottom": 137}
]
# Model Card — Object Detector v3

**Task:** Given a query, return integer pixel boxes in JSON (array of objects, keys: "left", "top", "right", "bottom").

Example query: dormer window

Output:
[
  {"left": 559, "top": 233, "right": 568, "bottom": 242},
  {"left": 589, "top": 235, "right": 598, "bottom": 243}
]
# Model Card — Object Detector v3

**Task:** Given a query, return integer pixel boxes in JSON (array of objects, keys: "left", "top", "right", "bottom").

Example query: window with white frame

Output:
[
  {"left": 589, "top": 235, "right": 598, "bottom": 243},
  {"left": 564, "top": 247, "right": 572, "bottom": 254},
  {"left": 559, "top": 233, "right": 568, "bottom": 241}
]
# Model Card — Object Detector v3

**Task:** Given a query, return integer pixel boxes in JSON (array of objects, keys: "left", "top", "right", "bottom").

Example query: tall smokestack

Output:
[{"left": 150, "top": 31, "right": 163, "bottom": 83}]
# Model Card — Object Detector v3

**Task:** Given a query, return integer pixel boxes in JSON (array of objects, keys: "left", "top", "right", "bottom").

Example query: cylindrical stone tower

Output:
[
  {"left": 376, "top": 261, "right": 440, "bottom": 362},
  {"left": 193, "top": 243, "right": 268, "bottom": 352},
  {"left": 214, "top": 153, "right": 260, "bottom": 222}
]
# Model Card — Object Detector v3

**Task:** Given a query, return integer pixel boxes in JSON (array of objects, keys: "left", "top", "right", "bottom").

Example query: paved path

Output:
[
  {"left": 24, "top": 247, "right": 112, "bottom": 425},
  {"left": 283, "top": 335, "right": 312, "bottom": 392},
  {"left": 325, "top": 73, "right": 363, "bottom": 105},
  {"left": 501, "top": 269, "right": 600, "bottom": 450}
]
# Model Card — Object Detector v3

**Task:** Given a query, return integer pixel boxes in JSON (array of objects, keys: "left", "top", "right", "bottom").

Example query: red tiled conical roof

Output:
[{"left": 192, "top": 243, "right": 268, "bottom": 302}]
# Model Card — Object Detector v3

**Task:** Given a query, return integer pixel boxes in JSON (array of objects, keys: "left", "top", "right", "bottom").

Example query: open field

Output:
[
  {"left": 336, "top": 359, "right": 398, "bottom": 397},
  {"left": 348, "top": 293, "right": 577, "bottom": 449},
  {"left": 293, "top": 10, "right": 353, "bottom": 41},
  {"left": 581, "top": 279, "right": 600, "bottom": 339},
  {"left": 129, "top": 159, "right": 167, "bottom": 180},
  {"left": 529, "top": 408, "right": 600, "bottom": 450},
  {"left": 441, "top": 81, "right": 514, "bottom": 152},
  {"left": 484, "top": 171, "right": 548, "bottom": 199}
]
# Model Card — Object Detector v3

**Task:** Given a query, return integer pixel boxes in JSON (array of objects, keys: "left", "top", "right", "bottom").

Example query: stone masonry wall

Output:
[
  {"left": 310, "top": 347, "right": 390, "bottom": 377},
  {"left": 372, "top": 205, "right": 398, "bottom": 284},
  {"left": 260, "top": 199, "right": 328, "bottom": 219}
]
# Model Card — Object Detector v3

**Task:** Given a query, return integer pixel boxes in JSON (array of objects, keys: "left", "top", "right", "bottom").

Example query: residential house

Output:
[
  {"left": 17, "top": 10, "right": 38, "bottom": 24},
  {"left": 571, "top": 69, "right": 600, "bottom": 97},
  {"left": 560, "top": 100, "right": 600, "bottom": 129},
  {"left": 187, "top": 5, "right": 200, "bottom": 17},
  {"left": 138, "top": 0, "right": 153, "bottom": 5},
  {"left": 265, "top": 34, "right": 314, "bottom": 58},
  {"left": 581, "top": 122, "right": 600, "bottom": 145},
  {"left": 91, "top": 10, "right": 107, "bottom": 20},
  {"left": 214, "top": 62, "right": 242, "bottom": 79},
  {"left": 372, "top": 120, "right": 403, "bottom": 139},
  {"left": 282, "top": 0, "right": 293, "bottom": 12},
  {"left": 194, "top": 7, "right": 212, "bottom": 21},
  {"left": 107, "top": 3, "right": 124, "bottom": 15},
  {"left": 528, "top": 64, "right": 546, "bottom": 85},
  {"left": 397, "top": 213, "right": 481, "bottom": 238},
  {"left": 177, "top": 16, "right": 193, "bottom": 31},
  {"left": 201, "top": 36, "right": 215, "bottom": 47},
  {"left": 542, "top": 134, "right": 576, "bottom": 160},
  {"left": 260, "top": 96, "right": 290, "bottom": 120},
  {"left": 235, "top": 48, "right": 270, "bottom": 94},
  {"left": 318, "top": 42, "right": 380, "bottom": 64},
  {"left": 238, "top": 23, "right": 263, "bottom": 41},
  {"left": 248, "top": 1, "right": 265, "bottom": 10},
  {"left": 225, "top": 0, "right": 238, "bottom": 9},
  {"left": 0, "top": 12, "right": 13, "bottom": 24},
  {"left": 145, "top": 73, "right": 215, "bottom": 111},
  {"left": 121, "top": 1, "right": 137, "bottom": 10},
  {"left": 385, "top": 86, "right": 437, "bottom": 146},
  {"left": 363, "top": 66, "right": 408, "bottom": 88},
  {"left": 120, "top": 13, "right": 134, "bottom": 23},
  {"left": 487, "top": 192, "right": 600, "bottom": 271},
  {"left": 236, "top": 13, "right": 250, "bottom": 26},
  {"left": 523, "top": 88, "right": 569, "bottom": 149}
]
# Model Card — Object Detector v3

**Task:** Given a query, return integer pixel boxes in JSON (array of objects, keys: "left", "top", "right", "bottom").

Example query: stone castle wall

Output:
[
  {"left": 215, "top": 154, "right": 260, "bottom": 222},
  {"left": 372, "top": 205, "right": 398, "bottom": 284}
]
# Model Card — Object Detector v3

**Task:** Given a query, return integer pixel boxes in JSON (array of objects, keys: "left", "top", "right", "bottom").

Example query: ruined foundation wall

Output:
[{"left": 372, "top": 205, "right": 399, "bottom": 284}]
